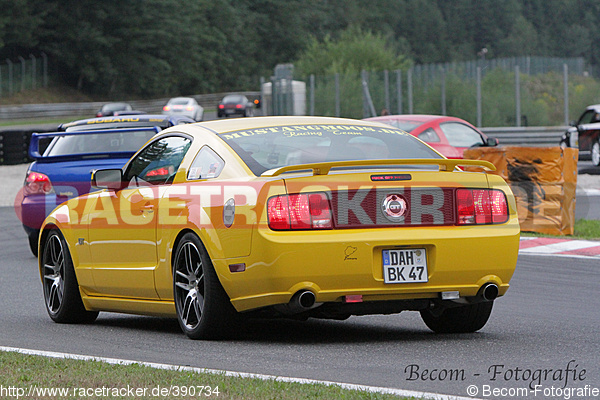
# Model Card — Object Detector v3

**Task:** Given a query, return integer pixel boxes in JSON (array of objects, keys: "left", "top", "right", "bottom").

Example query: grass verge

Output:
[
  {"left": 521, "top": 219, "right": 600, "bottom": 240},
  {"left": 0, "top": 351, "right": 422, "bottom": 400}
]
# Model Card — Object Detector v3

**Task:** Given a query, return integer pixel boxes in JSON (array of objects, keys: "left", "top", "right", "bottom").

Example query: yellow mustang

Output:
[{"left": 38, "top": 116, "right": 519, "bottom": 340}]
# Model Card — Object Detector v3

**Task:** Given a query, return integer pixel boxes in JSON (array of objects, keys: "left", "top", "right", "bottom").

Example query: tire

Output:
[
  {"left": 28, "top": 230, "right": 39, "bottom": 257},
  {"left": 173, "top": 233, "right": 238, "bottom": 340},
  {"left": 41, "top": 230, "right": 99, "bottom": 324},
  {"left": 592, "top": 141, "right": 600, "bottom": 166},
  {"left": 420, "top": 301, "right": 493, "bottom": 333}
]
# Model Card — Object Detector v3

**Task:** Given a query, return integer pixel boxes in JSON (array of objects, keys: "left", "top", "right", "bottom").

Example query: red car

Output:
[{"left": 365, "top": 115, "right": 498, "bottom": 158}]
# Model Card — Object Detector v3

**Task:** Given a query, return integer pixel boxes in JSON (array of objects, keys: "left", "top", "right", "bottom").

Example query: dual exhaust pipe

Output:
[{"left": 288, "top": 285, "right": 497, "bottom": 314}]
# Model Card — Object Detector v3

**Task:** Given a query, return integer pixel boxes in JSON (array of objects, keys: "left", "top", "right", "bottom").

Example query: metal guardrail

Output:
[
  {"left": 0, "top": 103, "right": 567, "bottom": 165},
  {"left": 0, "top": 92, "right": 261, "bottom": 121},
  {"left": 481, "top": 126, "right": 566, "bottom": 146}
]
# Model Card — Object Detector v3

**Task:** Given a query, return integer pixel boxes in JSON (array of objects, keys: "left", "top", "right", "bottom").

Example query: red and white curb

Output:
[{"left": 520, "top": 237, "right": 600, "bottom": 258}]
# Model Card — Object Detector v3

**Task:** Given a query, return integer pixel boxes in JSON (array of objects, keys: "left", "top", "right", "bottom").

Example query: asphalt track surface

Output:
[{"left": 1, "top": 206, "right": 599, "bottom": 399}]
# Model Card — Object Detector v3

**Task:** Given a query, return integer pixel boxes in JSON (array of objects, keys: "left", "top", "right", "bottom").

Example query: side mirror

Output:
[
  {"left": 486, "top": 137, "right": 499, "bottom": 147},
  {"left": 569, "top": 120, "right": 577, "bottom": 127},
  {"left": 92, "top": 169, "right": 124, "bottom": 190}
]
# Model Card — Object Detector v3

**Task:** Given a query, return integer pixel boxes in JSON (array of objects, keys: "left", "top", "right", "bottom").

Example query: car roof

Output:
[
  {"left": 222, "top": 94, "right": 246, "bottom": 101},
  {"left": 59, "top": 114, "right": 194, "bottom": 130},
  {"left": 168, "top": 97, "right": 195, "bottom": 102},
  {"left": 181, "top": 115, "right": 401, "bottom": 137},
  {"left": 586, "top": 104, "right": 600, "bottom": 112},
  {"left": 366, "top": 114, "right": 461, "bottom": 123}
]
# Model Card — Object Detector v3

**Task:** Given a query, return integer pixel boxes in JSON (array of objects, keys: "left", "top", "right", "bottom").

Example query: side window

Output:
[
  {"left": 439, "top": 122, "right": 484, "bottom": 147},
  {"left": 418, "top": 128, "right": 441, "bottom": 143},
  {"left": 125, "top": 135, "right": 191, "bottom": 185},
  {"left": 187, "top": 146, "right": 225, "bottom": 180},
  {"left": 578, "top": 110, "right": 596, "bottom": 125}
]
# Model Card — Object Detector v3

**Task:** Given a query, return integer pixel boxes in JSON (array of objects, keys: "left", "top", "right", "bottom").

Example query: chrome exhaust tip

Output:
[
  {"left": 480, "top": 283, "right": 499, "bottom": 301},
  {"left": 295, "top": 290, "right": 316, "bottom": 309}
]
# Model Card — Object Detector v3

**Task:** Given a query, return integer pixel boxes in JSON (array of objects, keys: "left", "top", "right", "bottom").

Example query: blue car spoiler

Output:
[{"left": 29, "top": 126, "right": 161, "bottom": 161}]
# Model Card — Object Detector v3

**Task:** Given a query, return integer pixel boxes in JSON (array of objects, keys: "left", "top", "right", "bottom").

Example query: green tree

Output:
[{"left": 295, "top": 26, "right": 411, "bottom": 76}]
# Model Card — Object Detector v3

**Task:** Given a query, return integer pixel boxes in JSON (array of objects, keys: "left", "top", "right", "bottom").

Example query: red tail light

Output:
[
  {"left": 218, "top": 104, "right": 225, "bottom": 109},
  {"left": 163, "top": 106, "right": 171, "bottom": 111},
  {"left": 456, "top": 189, "right": 508, "bottom": 225},
  {"left": 24, "top": 172, "right": 54, "bottom": 196},
  {"left": 186, "top": 106, "right": 194, "bottom": 111},
  {"left": 268, "top": 193, "right": 333, "bottom": 230},
  {"left": 145, "top": 167, "right": 170, "bottom": 177},
  {"left": 235, "top": 104, "right": 243, "bottom": 109}
]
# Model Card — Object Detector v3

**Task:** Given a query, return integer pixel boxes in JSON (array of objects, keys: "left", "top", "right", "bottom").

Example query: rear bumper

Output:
[
  {"left": 20, "top": 194, "right": 64, "bottom": 230},
  {"left": 218, "top": 109, "right": 245, "bottom": 117},
  {"left": 215, "top": 221, "right": 520, "bottom": 312}
]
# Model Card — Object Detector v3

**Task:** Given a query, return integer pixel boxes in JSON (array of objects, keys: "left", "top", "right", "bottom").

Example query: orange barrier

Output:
[{"left": 464, "top": 146, "right": 578, "bottom": 235}]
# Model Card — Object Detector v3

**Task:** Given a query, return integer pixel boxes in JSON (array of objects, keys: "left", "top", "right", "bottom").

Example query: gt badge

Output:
[{"left": 381, "top": 194, "right": 407, "bottom": 222}]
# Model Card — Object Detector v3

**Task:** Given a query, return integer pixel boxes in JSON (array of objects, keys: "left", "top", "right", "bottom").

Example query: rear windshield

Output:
[
  {"left": 169, "top": 98, "right": 191, "bottom": 105},
  {"left": 374, "top": 119, "right": 421, "bottom": 132},
  {"left": 219, "top": 124, "right": 441, "bottom": 175},
  {"left": 102, "top": 103, "right": 130, "bottom": 112},
  {"left": 223, "top": 95, "right": 244, "bottom": 103},
  {"left": 45, "top": 130, "right": 157, "bottom": 156}
]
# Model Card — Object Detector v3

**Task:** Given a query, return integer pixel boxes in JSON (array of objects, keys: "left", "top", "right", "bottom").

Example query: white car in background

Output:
[{"left": 162, "top": 97, "right": 204, "bottom": 121}]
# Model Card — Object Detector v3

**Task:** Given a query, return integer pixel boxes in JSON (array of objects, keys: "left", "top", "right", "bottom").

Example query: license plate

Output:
[{"left": 382, "top": 248, "right": 428, "bottom": 283}]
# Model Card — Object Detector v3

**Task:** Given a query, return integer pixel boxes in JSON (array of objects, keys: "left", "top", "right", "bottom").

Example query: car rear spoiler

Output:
[
  {"left": 29, "top": 126, "right": 161, "bottom": 161},
  {"left": 261, "top": 159, "right": 496, "bottom": 177}
]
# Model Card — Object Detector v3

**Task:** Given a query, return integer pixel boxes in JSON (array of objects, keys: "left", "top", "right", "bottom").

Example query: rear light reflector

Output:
[
  {"left": 24, "top": 172, "right": 54, "bottom": 196},
  {"left": 229, "top": 263, "right": 246, "bottom": 273},
  {"left": 218, "top": 104, "right": 224, "bottom": 109},
  {"left": 268, "top": 192, "right": 333, "bottom": 230},
  {"left": 344, "top": 295, "right": 363, "bottom": 303},
  {"left": 235, "top": 104, "right": 243, "bottom": 109},
  {"left": 456, "top": 188, "right": 508, "bottom": 225}
]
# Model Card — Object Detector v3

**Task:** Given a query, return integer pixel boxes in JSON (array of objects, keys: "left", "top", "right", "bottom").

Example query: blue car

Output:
[{"left": 19, "top": 114, "right": 195, "bottom": 256}]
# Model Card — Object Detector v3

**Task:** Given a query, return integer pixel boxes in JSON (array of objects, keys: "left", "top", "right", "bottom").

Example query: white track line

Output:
[{"left": 0, "top": 346, "right": 479, "bottom": 400}]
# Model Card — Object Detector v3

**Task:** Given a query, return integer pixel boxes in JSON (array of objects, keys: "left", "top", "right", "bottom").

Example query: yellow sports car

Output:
[{"left": 39, "top": 116, "right": 519, "bottom": 340}]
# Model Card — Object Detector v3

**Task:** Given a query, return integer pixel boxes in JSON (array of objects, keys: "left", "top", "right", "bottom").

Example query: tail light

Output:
[
  {"left": 145, "top": 167, "right": 170, "bottom": 177},
  {"left": 456, "top": 189, "right": 508, "bottom": 225},
  {"left": 163, "top": 106, "right": 171, "bottom": 111},
  {"left": 218, "top": 104, "right": 225, "bottom": 109},
  {"left": 268, "top": 193, "right": 333, "bottom": 230},
  {"left": 235, "top": 104, "right": 243, "bottom": 109},
  {"left": 186, "top": 106, "right": 194, "bottom": 111},
  {"left": 24, "top": 172, "right": 54, "bottom": 196}
]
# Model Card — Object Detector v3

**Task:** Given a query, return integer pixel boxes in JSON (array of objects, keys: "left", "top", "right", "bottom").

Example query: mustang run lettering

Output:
[{"left": 221, "top": 125, "right": 408, "bottom": 140}]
